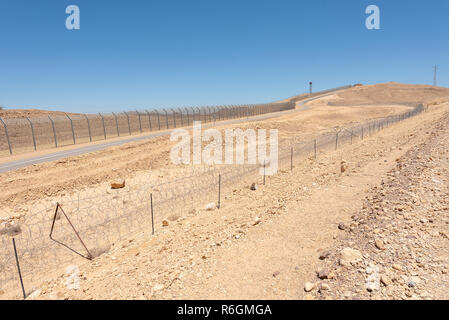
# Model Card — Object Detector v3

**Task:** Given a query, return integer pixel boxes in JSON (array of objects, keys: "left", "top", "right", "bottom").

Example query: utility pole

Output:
[{"left": 433, "top": 65, "right": 437, "bottom": 86}]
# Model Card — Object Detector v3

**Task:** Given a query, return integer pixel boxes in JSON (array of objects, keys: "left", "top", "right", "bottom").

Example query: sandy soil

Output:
[
  {"left": 1, "top": 82, "right": 449, "bottom": 300},
  {"left": 0, "top": 109, "right": 80, "bottom": 119}
]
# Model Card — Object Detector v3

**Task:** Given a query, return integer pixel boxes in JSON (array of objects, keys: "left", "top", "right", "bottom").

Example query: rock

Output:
[
  {"left": 304, "top": 282, "right": 315, "bottom": 292},
  {"left": 272, "top": 271, "right": 280, "bottom": 278},
  {"left": 343, "top": 291, "right": 352, "bottom": 298},
  {"left": 392, "top": 264, "right": 403, "bottom": 271},
  {"left": 319, "top": 250, "right": 331, "bottom": 260},
  {"left": 111, "top": 181, "right": 125, "bottom": 189},
  {"left": 439, "top": 231, "right": 449, "bottom": 240},
  {"left": 339, "top": 247, "right": 362, "bottom": 266},
  {"left": 0, "top": 223, "right": 21, "bottom": 237},
  {"left": 153, "top": 284, "right": 164, "bottom": 291},
  {"left": 365, "top": 264, "right": 380, "bottom": 292},
  {"left": 375, "top": 239, "right": 386, "bottom": 250},
  {"left": 206, "top": 203, "right": 216, "bottom": 211},
  {"left": 253, "top": 217, "right": 262, "bottom": 226},
  {"left": 162, "top": 220, "right": 169, "bottom": 227},
  {"left": 250, "top": 183, "right": 257, "bottom": 191},
  {"left": 317, "top": 269, "right": 329, "bottom": 280},
  {"left": 167, "top": 214, "right": 180, "bottom": 222},
  {"left": 341, "top": 161, "right": 348, "bottom": 173},
  {"left": 380, "top": 275, "right": 391, "bottom": 286},
  {"left": 408, "top": 281, "right": 416, "bottom": 288},
  {"left": 304, "top": 294, "right": 314, "bottom": 300},
  {"left": 338, "top": 222, "right": 347, "bottom": 230},
  {"left": 26, "top": 289, "right": 42, "bottom": 300},
  {"left": 320, "top": 283, "right": 330, "bottom": 291},
  {"left": 420, "top": 218, "right": 428, "bottom": 224}
]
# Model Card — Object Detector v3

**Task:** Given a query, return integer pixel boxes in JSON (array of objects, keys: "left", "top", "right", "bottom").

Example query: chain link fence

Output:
[
  {"left": 0, "top": 86, "right": 353, "bottom": 157},
  {"left": 0, "top": 102, "right": 424, "bottom": 298}
]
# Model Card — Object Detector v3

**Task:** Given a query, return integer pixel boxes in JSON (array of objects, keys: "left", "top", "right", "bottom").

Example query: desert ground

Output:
[{"left": 1, "top": 82, "right": 448, "bottom": 300}]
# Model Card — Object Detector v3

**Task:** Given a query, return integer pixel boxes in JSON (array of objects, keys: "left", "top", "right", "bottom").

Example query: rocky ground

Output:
[{"left": 305, "top": 112, "right": 449, "bottom": 300}]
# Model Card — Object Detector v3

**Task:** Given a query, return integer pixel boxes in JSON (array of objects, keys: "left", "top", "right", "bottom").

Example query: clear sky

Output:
[{"left": 0, "top": 0, "right": 448, "bottom": 112}]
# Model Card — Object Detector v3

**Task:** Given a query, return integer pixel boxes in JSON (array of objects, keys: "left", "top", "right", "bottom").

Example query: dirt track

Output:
[{"left": 1, "top": 83, "right": 449, "bottom": 300}]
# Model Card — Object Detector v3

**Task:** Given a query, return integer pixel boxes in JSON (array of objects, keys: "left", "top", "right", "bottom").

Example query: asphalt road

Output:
[{"left": 0, "top": 94, "right": 329, "bottom": 173}]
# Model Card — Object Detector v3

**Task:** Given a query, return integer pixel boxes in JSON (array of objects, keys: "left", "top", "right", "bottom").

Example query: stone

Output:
[
  {"left": 206, "top": 203, "right": 216, "bottom": 211},
  {"left": 253, "top": 217, "right": 261, "bottom": 226},
  {"left": 375, "top": 239, "right": 386, "bottom": 250},
  {"left": 319, "top": 250, "right": 331, "bottom": 260},
  {"left": 339, "top": 247, "right": 362, "bottom": 265},
  {"left": 341, "top": 161, "right": 348, "bottom": 173},
  {"left": 392, "top": 264, "right": 403, "bottom": 271},
  {"left": 0, "top": 223, "right": 22, "bottom": 237},
  {"left": 167, "top": 214, "right": 180, "bottom": 222},
  {"left": 304, "top": 282, "right": 315, "bottom": 292},
  {"left": 320, "top": 283, "right": 330, "bottom": 291},
  {"left": 338, "top": 223, "right": 347, "bottom": 230},
  {"left": 365, "top": 264, "right": 380, "bottom": 292},
  {"left": 250, "top": 183, "right": 257, "bottom": 191},
  {"left": 408, "top": 281, "right": 416, "bottom": 288},
  {"left": 162, "top": 220, "right": 169, "bottom": 227},
  {"left": 317, "top": 269, "right": 329, "bottom": 280},
  {"left": 380, "top": 275, "right": 391, "bottom": 286},
  {"left": 26, "top": 289, "right": 42, "bottom": 300},
  {"left": 111, "top": 181, "right": 125, "bottom": 189},
  {"left": 153, "top": 284, "right": 164, "bottom": 291}
]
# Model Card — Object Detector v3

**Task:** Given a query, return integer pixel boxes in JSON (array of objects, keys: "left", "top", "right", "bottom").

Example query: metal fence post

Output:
[
  {"left": 150, "top": 193, "right": 154, "bottom": 235},
  {"left": 184, "top": 108, "right": 190, "bottom": 125},
  {"left": 12, "top": 238, "right": 27, "bottom": 300},
  {"left": 217, "top": 174, "right": 221, "bottom": 209},
  {"left": 48, "top": 116, "right": 58, "bottom": 147},
  {"left": 0, "top": 117, "right": 13, "bottom": 155},
  {"left": 112, "top": 112, "right": 120, "bottom": 136},
  {"left": 83, "top": 114, "right": 92, "bottom": 142},
  {"left": 99, "top": 113, "right": 107, "bottom": 140},
  {"left": 125, "top": 112, "right": 131, "bottom": 135},
  {"left": 263, "top": 160, "right": 266, "bottom": 185},
  {"left": 145, "top": 110, "right": 152, "bottom": 132},
  {"left": 164, "top": 109, "right": 169, "bottom": 129},
  {"left": 155, "top": 110, "right": 161, "bottom": 130},
  {"left": 178, "top": 108, "right": 184, "bottom": 126},
  {"left": 136, "top": 110, "right": 142, "bottom": 133},
  {"left": 171, "top": 109, "right": 177, "bottom": 128},
  {"left": 65, "top": 113, "right": 76, "bottom": 145},
  {"left": 290, "top": 147, "right": 293, "bottom": 171},
  {"left": 196, "top": 107, "right": 202, "bottom": 123},
  {"left": 26, "top": 117, "right": 37, "bottom": 151}
]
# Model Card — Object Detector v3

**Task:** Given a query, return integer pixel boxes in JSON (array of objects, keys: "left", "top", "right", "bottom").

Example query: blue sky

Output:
[{"left": 0, "top": 0, "right": 448, "bottom": 112}]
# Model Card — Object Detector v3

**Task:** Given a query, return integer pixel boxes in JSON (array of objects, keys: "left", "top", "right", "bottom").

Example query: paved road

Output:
[{"left": 0, "top": 94, "right": 330, "bottom": 173}]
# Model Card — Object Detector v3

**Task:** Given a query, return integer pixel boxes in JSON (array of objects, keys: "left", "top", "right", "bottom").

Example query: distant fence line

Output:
[{"left": 0, "top": 86, "right": 352, "bottom": 157}]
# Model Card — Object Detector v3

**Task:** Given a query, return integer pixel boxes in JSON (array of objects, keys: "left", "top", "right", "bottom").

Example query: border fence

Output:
[
  {"left": 0, "top": 102, "right": 425, "bottom": 298},
  {"left": 0, "top": 85, "right": 352, "bottom": 157}
]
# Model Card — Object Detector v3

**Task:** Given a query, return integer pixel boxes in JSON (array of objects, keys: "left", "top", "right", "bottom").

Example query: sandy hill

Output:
[
  {"left": 308, "top": 82, "right": 449, "bottom": 107},
  {"left": 0, "top": 109, "right": 79, "bottom": 119}
]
